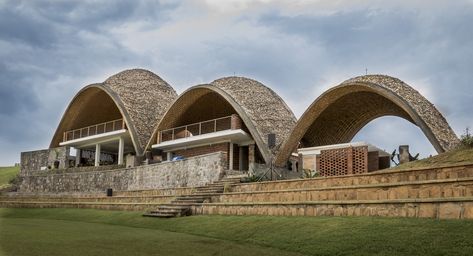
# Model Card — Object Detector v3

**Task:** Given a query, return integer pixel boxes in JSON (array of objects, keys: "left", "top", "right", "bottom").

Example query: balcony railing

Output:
[
  {"left": 63, "top": 119, "right": 126, "bottom": 142},
  {"left": 158, "top": 115, "right": 241, "bottom": 143}
]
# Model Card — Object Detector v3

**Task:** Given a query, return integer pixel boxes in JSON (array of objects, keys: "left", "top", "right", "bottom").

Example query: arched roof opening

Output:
[
  {"left": 147, "top": 77, "right": 297, "bottom": 164},
  {"left": 50, "top": 69, "right": 178, "bottom": 156},
  {"left": 275, "top": 75, "right": 459, "bottom": 166}
]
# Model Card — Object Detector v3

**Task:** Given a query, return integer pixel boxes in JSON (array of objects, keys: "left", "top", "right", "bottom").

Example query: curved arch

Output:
[
  {"left": 147, "top": 77, "right": 297, "bottom": 164},
  {"left": 49, "top": 84, "right": 142, "bottom": 154},
  {"left": 275, "top": 75, "right": 460, "bottom": 166},
  {"left": 50, "top": 69, "right": 178, "bottom": 156}
]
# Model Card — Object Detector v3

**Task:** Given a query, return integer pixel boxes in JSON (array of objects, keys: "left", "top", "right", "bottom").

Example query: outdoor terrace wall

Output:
[{"left": 18, "top": 152, "right": 227, "bottom": 194}]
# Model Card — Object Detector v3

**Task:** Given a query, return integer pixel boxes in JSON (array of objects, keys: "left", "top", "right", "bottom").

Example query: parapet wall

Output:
[
  {"left": 20, "top": 147, "right": 70, "bottom": 176},
  {"left": 18, "top": 152, "right": 227, "bottom": 194}
]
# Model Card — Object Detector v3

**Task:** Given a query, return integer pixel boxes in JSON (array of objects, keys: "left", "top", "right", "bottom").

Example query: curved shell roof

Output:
[
  {"left": 50, "top": 69, "right": 178, "bottom": 156},
  {"left": 275, "top": 74, "right": 460, "bottom": 166},
  {"left": 147, "top": 76, "right": 297, "bottom": 163}
]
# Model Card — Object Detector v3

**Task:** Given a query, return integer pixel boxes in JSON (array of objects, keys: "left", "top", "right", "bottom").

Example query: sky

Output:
[{"left": 1, "top": 0, "right": 472, "bottom": 166}]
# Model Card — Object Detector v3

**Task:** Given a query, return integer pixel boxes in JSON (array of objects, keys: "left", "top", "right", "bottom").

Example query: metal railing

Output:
[
  {"left": 63, "top": 119, "right": 126, "bottom": 142},
  {"left": 158, "top": 115, "right": 239, "bottom": 143}
]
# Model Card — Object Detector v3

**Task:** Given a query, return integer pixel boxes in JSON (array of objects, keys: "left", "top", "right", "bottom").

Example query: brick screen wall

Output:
[{"left": 316, "top": 146, "right": 368, "bottom": 177}]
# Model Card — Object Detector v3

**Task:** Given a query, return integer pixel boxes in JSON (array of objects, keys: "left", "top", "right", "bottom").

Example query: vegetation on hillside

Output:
[
  {"left": 0, "top": 166, "right": 20, "bottom": 190},
  {"left": 460, "top": 127, "right": 473, "bottom": 148},
  {"left": 1, "top": 208, "right": 473, "bottom": 256},
  {"left": 393, "top": 147, "right": 473, "bottom": 170}
]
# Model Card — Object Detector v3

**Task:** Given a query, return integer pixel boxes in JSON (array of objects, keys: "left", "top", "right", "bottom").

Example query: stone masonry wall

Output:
[
  {"left": 20, "top": 147, "right": 70, "bottom": 176},
  {"left": 19, "top": 152, "right": 226, "bottom": 194}
]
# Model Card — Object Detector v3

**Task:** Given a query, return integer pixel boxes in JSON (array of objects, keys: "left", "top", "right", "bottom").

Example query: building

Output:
[
  {"left": 18, "top": 72, "right": 461, "bottom": 193},
  {"left": 146, "top": 76, "right": 297, "bottom": 172},
  {"left": 298, "top": 142, "right": 391, "bottom": 177},
  {"left": 37, "top": 69, "right": 177, "bottom": 170},
  {"left": 275, "top": 75, "right": 460, "bottom": 168}
]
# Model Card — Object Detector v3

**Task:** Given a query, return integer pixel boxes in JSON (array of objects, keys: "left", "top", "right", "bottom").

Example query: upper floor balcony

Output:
[
  {"left": 60, "top": 119, "right": 128, "bottom": 148},
  {"left": 152, "top": 114, "right": 252, "bottom": 151}
]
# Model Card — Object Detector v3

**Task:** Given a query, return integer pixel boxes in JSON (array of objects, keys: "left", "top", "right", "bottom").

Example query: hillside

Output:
[
  {"left": 0, "top": 166, "right": 20, "bottom": 189},
  {"left": 394, "top": 147, "right": 473, "bottom": 170}
]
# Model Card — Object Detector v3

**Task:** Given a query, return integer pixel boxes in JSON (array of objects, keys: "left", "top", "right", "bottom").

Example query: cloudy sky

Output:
[{"left": 1, "top": 0, "right": 472, "bottom": 166}]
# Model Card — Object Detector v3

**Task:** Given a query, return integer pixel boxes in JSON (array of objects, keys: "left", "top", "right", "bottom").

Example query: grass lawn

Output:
[
  {"left": 0, "top": 166, "right": 19, "bottom": 189},
  {"left": 1, "top": 208, "right": 473, "bottom": 256}
]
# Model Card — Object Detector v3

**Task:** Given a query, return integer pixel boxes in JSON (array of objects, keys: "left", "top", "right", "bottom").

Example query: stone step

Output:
[
  {"left": 231, "top": 165, "right": 473, "bottom": 193},
  {"left": 143, "top": 213, "right": 176, "bottom": 218},
  {"left": 0, "top": 195, "right": 173, "bottom": 204},
  {"left": 156, "top": 205, "right": 190, "bottom": 210},
  {"left": 213, "top": 177, "right": 473, "bottom": 203},
  {"left": 168, "top": 201, "right": 197, "bottom": 206},
  {"left": 0, "top": 201, "right": 165, "bottom": 211},
  {"left": 150, "top": 209, "right": 186, "bottom": 216},
  {"left": 192, "top": 197, "right": 473, "bottom": 219},
  {"left": 172, "top": 200, "right": 205, "bottom": 204}
]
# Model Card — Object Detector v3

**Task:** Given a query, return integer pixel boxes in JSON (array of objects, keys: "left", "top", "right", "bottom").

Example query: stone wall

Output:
[
  {"left": 19, "top": 152, "right": 226, "bottom": 194},
  {"left": 20, "top": 147, "right": 70, "bottom": 176}
]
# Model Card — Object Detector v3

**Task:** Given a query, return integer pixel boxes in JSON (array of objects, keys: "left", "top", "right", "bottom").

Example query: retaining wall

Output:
[{"left": 18, "top": 152, "right": 226, "bottom": 194}]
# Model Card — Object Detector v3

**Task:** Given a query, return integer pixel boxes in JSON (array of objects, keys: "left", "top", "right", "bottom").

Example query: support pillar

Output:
[
  {"left": 248, "top": 143, "right": 256, "bottom": 172},
  {"left": 95, "top": 144, "right": 101, "bottom": 167},
  {"left": 75, "top": 149, "right": 81, "bottom": 167},
  {"left": 239, "top": 146, "right": 243, "bottom": 171},
  {"left": 118, "top": 137, "right": 124, "bottom": 165},
  {"left": 229, "top": 143, "right": 234, "bottom": 170}
]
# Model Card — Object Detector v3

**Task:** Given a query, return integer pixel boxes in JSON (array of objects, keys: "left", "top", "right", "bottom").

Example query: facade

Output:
[
  {"left": 18, "top": 72, "right": 461, "bottom": 193},
  {"left": 275, "top": 75, "right": 460, "bottom": 167},
  {"left": 146, "top": 77, "right": 297, "bottom": 173},
  {"left": 298, "top": 142, "right": 391, "bottom": 177},
  {"left": 48, "top": 69, "right": 177, "bottom": 168}
]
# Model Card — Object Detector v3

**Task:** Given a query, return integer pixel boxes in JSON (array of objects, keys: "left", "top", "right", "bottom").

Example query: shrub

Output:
[
  {"left": 302, "top": 169, "right": 319, "bottom": 179},
  {"left": 460, "top": 128, "right": 473, "bottom": 148}
]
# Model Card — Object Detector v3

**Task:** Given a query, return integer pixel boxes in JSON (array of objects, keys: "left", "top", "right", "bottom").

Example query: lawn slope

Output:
[
  {"left": 0, "top": 166, "right": 19, "bottom": 189},
  {"left": 394, "top": 147, "right": 473, "bottom": 170},
  {"left": 1, "top": 208, "right": 473, "bottom": 256}
]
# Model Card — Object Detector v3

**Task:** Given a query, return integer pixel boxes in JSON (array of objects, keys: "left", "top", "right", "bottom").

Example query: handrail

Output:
[
  {"left": 63, "top": 118, "right": 126, "bottom": 142},
  {"left": 158, "top": 115, "right": 239, "bottom": 144}
]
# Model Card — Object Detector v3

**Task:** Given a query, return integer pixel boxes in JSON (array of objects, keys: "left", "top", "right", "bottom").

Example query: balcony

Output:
[
  {"left": 153, "top": 115, "right": 252, "bottom": 151},
  {"left": 63, "top": 119, "right": 126, "bottom": 143}
]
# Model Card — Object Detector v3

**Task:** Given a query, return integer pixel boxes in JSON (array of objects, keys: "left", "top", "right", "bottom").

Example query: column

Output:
[
  {"left": 75, "top": 149, "right": 81, "bottom": 167},
  {"left": 118, "top": 137, "right": 124, "bottom": 165},
  {"left": 248, "top": 144, "right": 256, "bottom": 172},
  {"left": 239, "top": 146, "right": 243, "bottom": 171},
  {"left": 95, "top": 144, "right": 101, "bottom": 167},
  {"left": 229, "top": 143, "right": 234, "bottom": 170}
]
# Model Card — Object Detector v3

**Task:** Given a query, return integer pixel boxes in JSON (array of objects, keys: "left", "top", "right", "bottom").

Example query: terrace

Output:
[
  {"left": 62, "top": 119, "right": 126, "bottom": 143},
  {"left": 60, "top": 119, "right": 132, "bottom": 166},
  {"left": 152, "top": 115, "right": 252, "bottom": 151}
]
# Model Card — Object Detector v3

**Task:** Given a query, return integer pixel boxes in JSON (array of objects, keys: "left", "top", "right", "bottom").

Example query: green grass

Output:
[
  {"left": 0, "top": 166, "right": 19, "bottom": 189},
  {"left": 1, "top": 208, "right": 473, "bottom": 256},
  {"left": 394, "top": 147, "right": 473, "bottom": 171}
]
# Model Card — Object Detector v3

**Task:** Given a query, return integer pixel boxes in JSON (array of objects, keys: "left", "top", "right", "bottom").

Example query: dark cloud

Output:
[{"left": 0, "top": 0, "right": 471, "bottom": 165}]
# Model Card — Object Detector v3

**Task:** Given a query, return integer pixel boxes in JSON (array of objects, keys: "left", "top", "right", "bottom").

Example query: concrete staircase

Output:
[{"left": 143, "top": 176, "right": 242, "bottom": 218}]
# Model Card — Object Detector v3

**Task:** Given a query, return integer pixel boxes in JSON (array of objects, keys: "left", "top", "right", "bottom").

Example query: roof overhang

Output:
[
  {"left": 152, "top": 129, "right": 252, "bottom": 151},
  {"left": 59, "top": 129, "right": 129, "bottom": 149},
  {"left": 297, "top": 141, "right": 390, "bottom": 157}
]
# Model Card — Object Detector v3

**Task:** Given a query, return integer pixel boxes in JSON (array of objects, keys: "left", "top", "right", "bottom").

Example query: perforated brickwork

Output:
[
  {"left": 352, "top": 146, "right": 368, "bottom": 174},
  {"left": 316, "top": 146, "right": 368, "bottom": 177}
]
